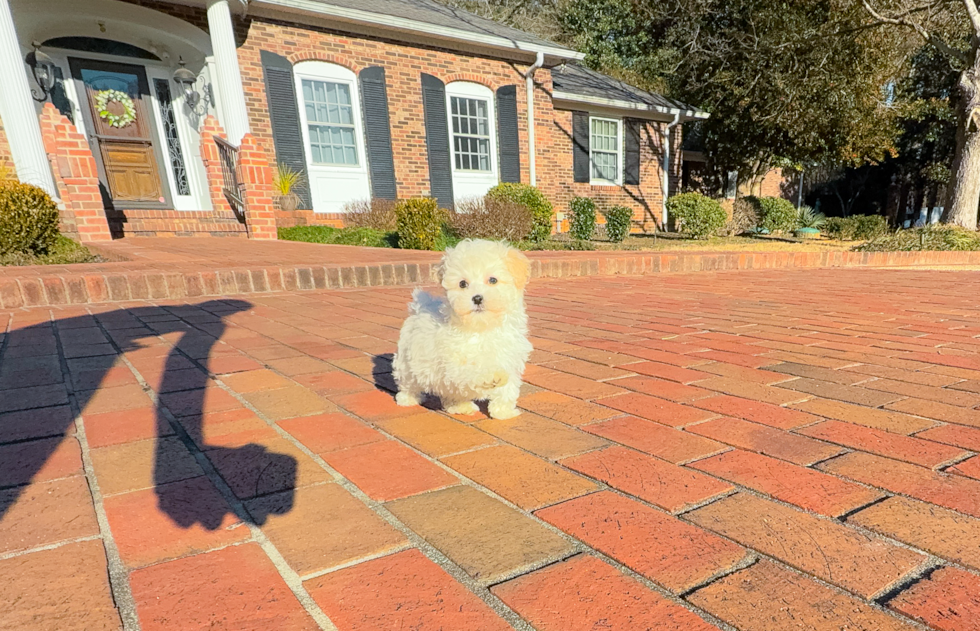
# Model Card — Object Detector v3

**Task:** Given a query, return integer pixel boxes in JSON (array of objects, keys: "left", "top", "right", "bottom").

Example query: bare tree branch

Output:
[{"left": 861, "top": 0, "right": 969, "bottom": 64}]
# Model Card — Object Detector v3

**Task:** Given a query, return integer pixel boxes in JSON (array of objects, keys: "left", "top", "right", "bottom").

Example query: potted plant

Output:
[
  {"left": 794, "top": 205, "right": 826, "bottom": 239},
  {"left": 273, "top": 163, "right": 304, "bottom": 212}
]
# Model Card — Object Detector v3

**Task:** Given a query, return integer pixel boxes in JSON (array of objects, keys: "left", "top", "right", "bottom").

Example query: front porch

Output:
[{"left": 0, "top": 0, "right": 278, "bottom": 241}]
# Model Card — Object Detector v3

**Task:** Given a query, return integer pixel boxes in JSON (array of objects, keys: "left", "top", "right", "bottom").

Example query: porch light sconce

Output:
[
  {"left": 172, "top": 58, "right": 211, "bottom": 114},
  {"left": 27, "top": 41, "right": 56, "bottom": 102}
]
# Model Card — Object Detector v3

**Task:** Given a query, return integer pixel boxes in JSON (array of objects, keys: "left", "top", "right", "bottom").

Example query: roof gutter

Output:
[
  {"left": 552, "top": 90, "right": 708, "bottom": 121},
  {"left": 527, "top": 51, "right": 544, "bottom": 186},
  {"left": 250, "top": 0, "right": 584, "bottom": 61}
]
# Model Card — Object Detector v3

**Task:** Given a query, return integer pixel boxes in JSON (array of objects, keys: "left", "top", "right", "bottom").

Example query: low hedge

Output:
[
  {"left": 487, "top": 183, "right": 553, "bottom": 241},
  {"left": 667, "top": 192, "right": 727, "bottom": 239},
  {"left": 395, "top": 198, "right": 444, "bottom": 250}
]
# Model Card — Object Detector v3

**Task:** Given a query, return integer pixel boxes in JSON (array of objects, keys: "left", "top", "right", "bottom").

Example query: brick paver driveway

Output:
[{"left": 2, "top": 267, "right": 979, "bottom": 630}]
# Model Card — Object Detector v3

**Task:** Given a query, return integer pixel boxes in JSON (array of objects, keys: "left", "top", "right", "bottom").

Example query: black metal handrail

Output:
[{"left": 215, "top": 136, "right": 246, "bottom": 220}]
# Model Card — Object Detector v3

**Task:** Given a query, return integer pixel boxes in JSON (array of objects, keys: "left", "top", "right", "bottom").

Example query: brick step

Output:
[{"left": 2, "top": 248, "right": 980, "bottom": 308}]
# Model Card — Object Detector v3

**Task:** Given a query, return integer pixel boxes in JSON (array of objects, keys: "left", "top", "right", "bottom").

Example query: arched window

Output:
[
  {"left": 445, "top": 82, "right": 498, "bottom": 201},
  {"left": 293, "top": 61, "right": 370, "bottom": 212}
]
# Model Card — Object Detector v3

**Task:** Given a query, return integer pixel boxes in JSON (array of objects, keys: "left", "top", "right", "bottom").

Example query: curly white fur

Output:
[{"left": 392, "top": 239, "right": 533, "bottom": 419}]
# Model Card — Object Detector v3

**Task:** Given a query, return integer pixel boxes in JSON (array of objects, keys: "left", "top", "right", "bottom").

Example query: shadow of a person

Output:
[{"left": 0, "top": 299, "right": 296, "bottom": 529}]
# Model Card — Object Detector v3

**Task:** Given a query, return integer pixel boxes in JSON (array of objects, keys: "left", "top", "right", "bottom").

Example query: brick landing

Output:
[
  {"left": 2, "top": 268, "right": 980, "bottom": 630},
  {"left": 3, "top": 236, "right": 980, "bottom": 308}
]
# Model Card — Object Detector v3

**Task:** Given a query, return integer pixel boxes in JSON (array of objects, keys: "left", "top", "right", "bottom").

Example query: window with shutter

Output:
[
  {"left": 446, "top": 81, "right": 498, "bottom": 202},
  {"left": 590, "top": 117, "right": 622, "bottom": 185},
  {"left": 293, "top": 61, "right": 371, "bottom": 213}
]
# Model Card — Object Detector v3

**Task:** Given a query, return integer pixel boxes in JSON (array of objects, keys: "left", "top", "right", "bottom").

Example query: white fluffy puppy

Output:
[{"left": 392, "top": 239, "right": 532, "bottom": 419}]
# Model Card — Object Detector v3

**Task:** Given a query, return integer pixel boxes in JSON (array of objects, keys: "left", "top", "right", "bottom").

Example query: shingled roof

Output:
[
  {"left": 551, "top": 63, "right": 708, "bottom": 119},
  {"left": 257, "top": 0, "right": 581, "bottom": 59}
]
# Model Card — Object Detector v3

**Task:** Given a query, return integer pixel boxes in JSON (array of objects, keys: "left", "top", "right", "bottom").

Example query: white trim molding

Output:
[{"left": 553, "top": 90, "right": 709, "bottom": 123}]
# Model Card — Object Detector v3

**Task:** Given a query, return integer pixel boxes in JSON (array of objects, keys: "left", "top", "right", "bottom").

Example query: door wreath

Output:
[{"left": 95, "top": 89, "right": 137, "bottom": 128}]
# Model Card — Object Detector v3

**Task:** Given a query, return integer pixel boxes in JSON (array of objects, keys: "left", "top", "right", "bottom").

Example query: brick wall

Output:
[
  {"left": 236, "top": 17, "right": 675, "bottom": 233},
  {"left": 37, "top": 104, "right": 113, "bottom": 242},
  {"left": 112, "top": 3, "right": 681, "bottom": 234}
]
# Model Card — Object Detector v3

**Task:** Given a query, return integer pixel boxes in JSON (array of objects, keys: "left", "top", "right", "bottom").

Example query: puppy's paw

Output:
[
  {"left": 445, "top": 400, "right": 479, "bottom": 415},
  {"left": 488, "top": 401, "right": 520, "bottom": 420},
  {"left": 395, "top": 391, "right": 421, "bottom": 407},
  {"left": 477, "top": 370, "right": 510, "bottom": 391}
]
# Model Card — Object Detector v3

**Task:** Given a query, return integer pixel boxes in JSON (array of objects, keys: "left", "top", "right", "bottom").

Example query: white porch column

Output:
[
  {"left": 206, "top": 0, "right": 250, "bottom": 145},
  {"left": 0, "top": 0, "right": 56, "bottom": 195}
]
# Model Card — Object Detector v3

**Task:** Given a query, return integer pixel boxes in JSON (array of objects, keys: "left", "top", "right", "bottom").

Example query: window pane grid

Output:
[
  {"left": 591, "top": 118, "right": 620, "bottom": 182},
  {"left": 451, "top": 96, "right": 491, "bottom": 172},
  {"left": 302, "top": 78, "right": 358, "bottom": 166}
]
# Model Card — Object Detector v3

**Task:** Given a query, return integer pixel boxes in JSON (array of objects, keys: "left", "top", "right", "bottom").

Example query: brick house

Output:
[{"left": 0, "top": 0, "right": 706, "bottom": 240}]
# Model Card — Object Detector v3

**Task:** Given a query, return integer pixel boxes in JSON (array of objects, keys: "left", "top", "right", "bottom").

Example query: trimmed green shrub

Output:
[
  {"left": 822, "top": 217, "right": 855, "bottom": 240},
  {"left": 667, "top": 192, "right": 727, "bottom": 239},
  {"left": 852, "top": 214, "right": 888, "bottom": 240},
  {"left": 603, "top": 205, "right": 633, "bottom": 242},
  {"left": 569, "top": 197, "right": 597, "bottom": 240},
  {"left": 395, "top": 197, "right": 444, "bottom": 250},
  {"left": 749, "top": 196, "right": 797, "bottom": 234},
  {"left": 822, "top": 215, "right": 888, "bottom": 241},
  {"left": 855, "top": 225, "right": 980, "bottom": 251},
  {"left": 486, "top": 183, "right": 553, "bottom": 241},
  {"left": 0, "top": 181, "right": 60, "bottom": 255}
]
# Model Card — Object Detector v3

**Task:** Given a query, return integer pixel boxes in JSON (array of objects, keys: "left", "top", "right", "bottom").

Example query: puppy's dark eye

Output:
[
  {"left": 488, "top": 277, "right": 498, "bottom": 285},
  {"left": 459, "top": 280, "right": 468, "bottom": 289}
]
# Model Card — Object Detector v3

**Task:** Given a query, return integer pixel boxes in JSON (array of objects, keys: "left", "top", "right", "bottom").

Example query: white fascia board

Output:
[
  {"left": 553, "top": 90, "right": 709, "bottom": 122},
  {"left": 251, "top": 0, "right": 585, "bottom": 61}
]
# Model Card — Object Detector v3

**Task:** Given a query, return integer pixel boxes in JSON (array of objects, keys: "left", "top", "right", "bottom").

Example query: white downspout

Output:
[
  {"left": 526, "top": 51, "right": 544, "bottom": 186},
  {"left": 662, "top": 111, "right": 680, "bottom": 228}
]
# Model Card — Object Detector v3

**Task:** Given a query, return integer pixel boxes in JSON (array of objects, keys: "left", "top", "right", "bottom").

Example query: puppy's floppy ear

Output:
[{"left": 505, "top": 246, "right": 531, "bottom": 291}]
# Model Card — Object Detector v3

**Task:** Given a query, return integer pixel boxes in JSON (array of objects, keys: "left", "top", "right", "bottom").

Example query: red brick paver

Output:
[{"left": 3, "top": 264, "right": 980, "bottom": 630}]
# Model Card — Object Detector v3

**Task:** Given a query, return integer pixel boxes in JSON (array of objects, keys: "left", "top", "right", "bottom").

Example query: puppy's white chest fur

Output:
[{"left": 394, "top": 293, "right": 530, "bottom": 398}]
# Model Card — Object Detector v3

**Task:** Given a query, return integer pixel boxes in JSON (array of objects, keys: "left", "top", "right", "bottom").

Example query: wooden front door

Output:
[{"left": 69, "top": 58, "right": 169, "bottom": 208}]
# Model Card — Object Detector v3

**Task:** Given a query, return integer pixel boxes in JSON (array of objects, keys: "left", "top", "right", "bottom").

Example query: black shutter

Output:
[
  {"left": 260, "top": 50, "right": 311, "bottom": 209},
  {"left": 624, "top": 118, "right": 641, "bottom": 185},
  {"left": 420, "top": 73, "right": 454, "bottom": 209},
  {"left": 496, "top": 85, "right": 520, "bottom": 183},
  {"left": 359, "top": 66, "right": 397, "bottom": 200},
  {"left": 572, "top": 111, "right": 590, "bottom": 183}
]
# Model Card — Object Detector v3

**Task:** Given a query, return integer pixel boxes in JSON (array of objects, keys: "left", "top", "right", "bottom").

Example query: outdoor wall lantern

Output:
[
  {"left": 172, "top": 58, "right": 211, "bottom": 114},
  {"left": 27, "top": 41, "right": 56, "bottom": 102}
]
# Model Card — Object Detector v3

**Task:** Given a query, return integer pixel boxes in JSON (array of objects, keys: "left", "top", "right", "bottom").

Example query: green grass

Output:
[
  {"left": 277, "top": 225, "right": 397, "bottom": 248},
  {"left": 0, "top": 235, "right": 103, "bottom": 266}
]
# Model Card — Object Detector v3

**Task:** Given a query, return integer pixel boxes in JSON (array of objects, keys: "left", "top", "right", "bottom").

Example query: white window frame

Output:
[
  {"left": 590, "top": 116, "right": 623, "bottom": 186},
  {"left": 293, "top": 61, "right": 371, "bottom": 213},
  {"left": 294, "top": 61, "right": 368, "bottom": 176},
  {"left": 446, "top": 82, "right": 498, "bottom": 202}
]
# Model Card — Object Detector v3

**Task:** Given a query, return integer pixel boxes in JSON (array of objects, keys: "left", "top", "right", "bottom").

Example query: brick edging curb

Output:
[{"left": 2, "top": 249, "right": 980, "bottom": 309}]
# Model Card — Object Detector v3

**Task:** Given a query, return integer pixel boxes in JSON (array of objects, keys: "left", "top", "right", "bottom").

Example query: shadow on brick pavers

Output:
[{"left": 0, "top": 299, "right": 296, "bottom": 528}]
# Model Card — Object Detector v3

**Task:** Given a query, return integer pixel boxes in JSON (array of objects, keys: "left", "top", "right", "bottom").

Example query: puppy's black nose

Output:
[{"left": 472, "top": 295, "right": 483, "bottom": 305}]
